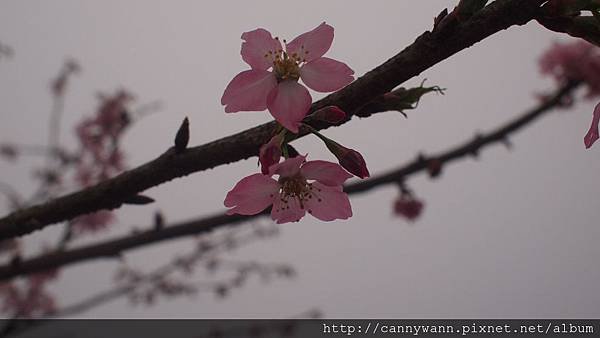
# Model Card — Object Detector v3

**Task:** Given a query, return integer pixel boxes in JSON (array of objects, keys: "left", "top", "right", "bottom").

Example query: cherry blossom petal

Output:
[
  {"left": 241, "top": 28, "right": 282, "bottom": 70},
  {"left": 305, "top": 182, "right": 352, "bottom": 221},
  {"left": 286, "top": 22, "right": 334, "bottom": 62},
  {"left": 300, "top": 160, "right": 352, "bottom": 186},
  {"left": 271, "top": 193, "right": 306, "bottom": 224},
  {"left": 584, "top": 102, "right": 600, "bottom": 149},
  {"left": 269, "top": 155, "right": 306, "bottom": 177},
  {"left": 221, "top": 70, "right": 277, "bottom": 113},
  {"left": 300, "top": 57, "right": 354, "bottom": 92},
  {"left": 266, "top": 81, "right": 312, "bottom": 133},
  {"left": 224, "top": 173, "right": 279, "bottom": 215}
]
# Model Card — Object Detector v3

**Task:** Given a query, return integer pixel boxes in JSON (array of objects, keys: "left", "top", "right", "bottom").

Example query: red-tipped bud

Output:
[
  {"left": 311, "top": 106, "right": 347, "bottom": 124},
  {"left": 259, "top": 133, "right": 284, "bottom": 174},
  {"left": 325, "top": 140, "right": 370, "bottom": 178}
]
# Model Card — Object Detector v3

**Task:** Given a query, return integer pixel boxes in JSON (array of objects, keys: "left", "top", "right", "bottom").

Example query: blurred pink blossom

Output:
[
  {"left": 394, "top": 194, "right": 424, "bottom": 222},
  {"left": 71, "top": 90, "right": 132, "bottom": 234},
  {"left": 0, "top": 270, "right": 58, "bottom": 317},
  {"left": 225, "top": 155, "right": 353, "bottom": 223},
  {"left": 539, "top": 40, "right": 600, "bottom": 97},
  {"left": 539, "top": 40, "right": 600, "bottom": 149},
  {"left": 74, "top": 90, "right": 132, "bottom": 182},
  {"left": 71, "top": 210, "right": 115, "bottom": 234},
  {"left": 222, "top": 22, "right": 354, "bottom": 133}
]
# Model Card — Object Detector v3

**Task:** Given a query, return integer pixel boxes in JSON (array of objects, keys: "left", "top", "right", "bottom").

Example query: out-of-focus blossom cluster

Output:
[
  {"left": 539, "top": 40, "right": 600, "bottom": 148},
  {"left": 75, "top": 89, "right": 132, "bottom": 182},
  {"left": 112, "top": 225, "right": 292, "bottom": 306},
  {"left": 71, "top": 90, "right": 134, "bottom": 233},
  {"left": 0, "top": 60, "right": 141, "bottom": 317},
  {"left": 539, "top": 40, "right": 600, "bottom": 97},
  {"left": 0, "top": 269, "right": 58, "bottom": 318}
]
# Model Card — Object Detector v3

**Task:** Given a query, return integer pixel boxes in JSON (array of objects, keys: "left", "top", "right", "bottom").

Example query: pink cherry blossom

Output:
[
  {"left": 222, "top": 23, "right": 354, "bottom": 133},
  {"left": 224, "top": 155, "right": 353, "bottom": 224},
  {"left": 584, "top": 101, "right": 600, "bottom": 148},
  {"left": 539, "top": 40, "right": 600, "bottom": 149},
  {"left": 539, "top": 40, "right": 600, "bottom": 97}
]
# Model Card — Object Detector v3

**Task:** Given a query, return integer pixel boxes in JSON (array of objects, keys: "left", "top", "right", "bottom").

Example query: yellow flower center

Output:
[
  {"left": 264, "top": 38, "right": 310, "bottom": 82},
  {"left": 276, "top": 174, "right": 322, "bottom": 210},
  {"left": 273, "top": 53, "right": 300, "bottom": 81}
]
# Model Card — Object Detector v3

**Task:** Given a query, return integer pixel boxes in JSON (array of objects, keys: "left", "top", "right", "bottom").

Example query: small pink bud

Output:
[
  {"left": 311, "top": 106, "right": 347, "bottom": 124},
  {"left": 258, "top": 133, "right": 284, "bottom": 174},
  {"left": 394, "top": 195, "right": 424, "bottom": 221},
  {"left": 325, "top": 141, "right": 370, "bottom": 178}
]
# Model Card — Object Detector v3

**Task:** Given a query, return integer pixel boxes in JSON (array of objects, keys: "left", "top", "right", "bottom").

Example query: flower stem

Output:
[{"left": 301, "top": 123, "right": 331, "bottom": 144}]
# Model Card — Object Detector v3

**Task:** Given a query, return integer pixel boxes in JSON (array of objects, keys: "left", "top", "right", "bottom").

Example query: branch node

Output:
[
  {"left": 427, "top": 158, "right": 443, "bottom": 178},
  {"left": 470, "top": 133, "right": 484, "bottom": 158}
]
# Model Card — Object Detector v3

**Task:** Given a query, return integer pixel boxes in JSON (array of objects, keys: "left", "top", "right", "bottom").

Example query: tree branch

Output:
[
  {"left": 0, "top": 80, "right": 579, "bottom": 281},
  {"left": 0, "top": 0, "right": 546, "bottom": 239}
]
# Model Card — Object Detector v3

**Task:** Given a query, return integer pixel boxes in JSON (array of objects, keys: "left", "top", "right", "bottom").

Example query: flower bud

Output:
[
  {"left": 311, "top": 106, "right": 347, "bottom": 124},
  {"left": 259, "top": 133, "right": 284, "bottom": 174},
  {"left": 325, "top": 140, "right": 370, "bottom": 178},
  {"left": 394, "top": 194, "right": 424, "bottom": 221}
]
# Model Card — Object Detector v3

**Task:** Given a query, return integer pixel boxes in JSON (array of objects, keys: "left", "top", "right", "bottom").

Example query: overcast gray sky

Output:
[{"left": 1, "top": 0, "right": 599, "bottom": 318}]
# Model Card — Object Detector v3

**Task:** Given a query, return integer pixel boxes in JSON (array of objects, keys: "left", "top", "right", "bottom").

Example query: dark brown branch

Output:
[
  {"left": 0, "top": 80, "right": 579, "bottom": 282},
  {"left": 0, "top": 0, "right": 546, "bottom": 239}
]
